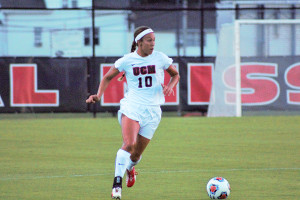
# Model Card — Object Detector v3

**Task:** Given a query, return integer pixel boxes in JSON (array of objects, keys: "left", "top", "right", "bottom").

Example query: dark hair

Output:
[{"left": 130, "top": 26, "right": 151, "bottom": 52}]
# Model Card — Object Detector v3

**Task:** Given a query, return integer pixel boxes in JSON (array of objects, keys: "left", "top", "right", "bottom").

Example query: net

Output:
[{"left": 207, "top": 23, "right": 237, "bottom": 117}]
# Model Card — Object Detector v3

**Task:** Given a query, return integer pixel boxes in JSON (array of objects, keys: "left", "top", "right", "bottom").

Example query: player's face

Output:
[{"left": 139, "top": 33, "right": 155, "bottom": 57}]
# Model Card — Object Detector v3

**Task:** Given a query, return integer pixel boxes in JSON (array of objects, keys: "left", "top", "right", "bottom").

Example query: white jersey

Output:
[{"left": 115, "top": 50, "right": 173, "bottom": 105}]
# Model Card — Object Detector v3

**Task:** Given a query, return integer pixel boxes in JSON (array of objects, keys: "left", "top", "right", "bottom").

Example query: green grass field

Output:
[{"left": 0, "top": 115, "right": 299, "bottom": 200}]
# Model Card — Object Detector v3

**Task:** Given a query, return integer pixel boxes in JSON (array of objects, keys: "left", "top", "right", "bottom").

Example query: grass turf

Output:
[{"left": 0, "top": 115, "right": 299, "bottom": 199}]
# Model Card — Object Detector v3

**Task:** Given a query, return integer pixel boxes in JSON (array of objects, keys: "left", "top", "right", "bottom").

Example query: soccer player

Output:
[{"left": 86, "top": 26, "right": 180, "bottom": 199}]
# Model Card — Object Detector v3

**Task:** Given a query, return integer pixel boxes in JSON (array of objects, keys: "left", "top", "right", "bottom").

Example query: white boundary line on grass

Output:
[{"left": 1, "top": 167, "right": 299, "bottom": 181}]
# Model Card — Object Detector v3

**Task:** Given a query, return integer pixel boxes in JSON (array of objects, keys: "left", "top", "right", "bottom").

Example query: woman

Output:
[{"left": 86, "top": 26, "right": 180, "bottom": 199}]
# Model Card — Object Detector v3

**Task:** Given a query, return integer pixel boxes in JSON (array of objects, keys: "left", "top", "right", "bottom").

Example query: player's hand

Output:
[
  {"left": 161, "top": 83, "right": 175, "bottom": 96},
  {"left": 86, "top": 94, "right": 100, "bottom": 104}
]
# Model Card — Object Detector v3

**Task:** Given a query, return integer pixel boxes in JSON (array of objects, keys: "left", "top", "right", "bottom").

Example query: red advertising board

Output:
[
  {"left": 10, "top": 64, "right": 59, "bottom": 107},
  {"left": 0, "top": 57, "right": 299, "bottom": 113},
  {"left": 188, "top": 63, "right": 213, "bottom": 105}
]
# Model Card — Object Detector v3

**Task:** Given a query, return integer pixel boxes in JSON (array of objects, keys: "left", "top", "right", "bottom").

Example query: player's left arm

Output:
[{"left": 162, "top": 65, "right": 180, "bottom": 96}]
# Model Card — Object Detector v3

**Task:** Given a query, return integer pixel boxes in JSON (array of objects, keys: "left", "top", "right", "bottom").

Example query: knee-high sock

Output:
[
  {"left": 114, "top": 149, "right": 131, "bottom": 177},
  {"left": 127, "top": 156, "right": 142, "bottom": 171}
]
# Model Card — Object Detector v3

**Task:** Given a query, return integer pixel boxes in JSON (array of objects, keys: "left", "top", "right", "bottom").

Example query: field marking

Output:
[{"left": 1, "top": 167, "right": 299, "bottom": 181}]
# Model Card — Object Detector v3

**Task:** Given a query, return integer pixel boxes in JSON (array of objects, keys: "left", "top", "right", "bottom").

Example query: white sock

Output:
[
  {"left": 114, "top": 149, "right": 131, "bottom": 177},
  {"left": 127, "top": 156, "right": 142, "bottom": 171}
]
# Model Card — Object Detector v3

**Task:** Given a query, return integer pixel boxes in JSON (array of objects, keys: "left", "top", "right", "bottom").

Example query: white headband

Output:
[{"left": 135, "top": 29, "right": 154, "bottom": 43}]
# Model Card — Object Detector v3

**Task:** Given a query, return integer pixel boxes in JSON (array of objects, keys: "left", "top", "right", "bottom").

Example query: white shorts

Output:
[{"left": 118, "top": 99, "right": 162, "bottom": 140}]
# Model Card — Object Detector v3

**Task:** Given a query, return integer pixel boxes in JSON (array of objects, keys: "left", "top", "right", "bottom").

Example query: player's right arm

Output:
[{"left": 86, "top": 66, "right": 120, "bottom": 104}]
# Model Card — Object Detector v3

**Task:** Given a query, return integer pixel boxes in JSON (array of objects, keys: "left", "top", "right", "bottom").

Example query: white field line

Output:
[{"left": 1, "top": 167, "right": 299, "bottom": 181}]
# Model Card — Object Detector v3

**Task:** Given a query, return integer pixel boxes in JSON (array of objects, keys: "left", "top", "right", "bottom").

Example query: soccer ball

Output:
[{"left": 206, "top": 177, "right": 231, "bottom": 199}]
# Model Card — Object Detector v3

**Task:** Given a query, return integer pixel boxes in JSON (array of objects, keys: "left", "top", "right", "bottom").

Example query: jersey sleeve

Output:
[
  {"left": 160, "top": 52, "right": 173, "bottom": 70},
  {"left": 114, "top": 57, "right": 125, "bottom": 72}
]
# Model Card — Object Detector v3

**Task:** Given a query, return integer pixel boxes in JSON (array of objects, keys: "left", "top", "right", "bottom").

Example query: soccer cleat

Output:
[
  {"left": 111, "top": 187, "right": 122, "bottom": 199},
  {"left": 126, "top": 166, "right": 138, "bottom": 187}
]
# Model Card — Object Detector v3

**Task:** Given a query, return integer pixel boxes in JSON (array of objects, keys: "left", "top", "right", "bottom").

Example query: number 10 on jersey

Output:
[{"left": 138, "top": 76, "right": 152, "bottom": 88}]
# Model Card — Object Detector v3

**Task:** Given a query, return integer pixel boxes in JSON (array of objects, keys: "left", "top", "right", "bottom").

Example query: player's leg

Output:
[
  {"left": 121, "top": 115, "right": 140, "bottom": 153},
  {"left": 129, "top": 108, "right": 161, "bottom": 166},
  {"left": 126, "top": 106, "right": 162, "bottom": 187},
  {"left": 126, "top": 134, "right": 150, "bottom": 187},
  {"left": 112, "top": 115, "right": 140, "bottom": 199}
]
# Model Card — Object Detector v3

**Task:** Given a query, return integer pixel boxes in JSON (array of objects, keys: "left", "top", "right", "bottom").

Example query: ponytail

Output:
[
  {"left": 119, "top": 38, "right": 137, "bottom": 81},
  {"left": 131, "top": 41, "right": 137, "bottom": 52}
]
